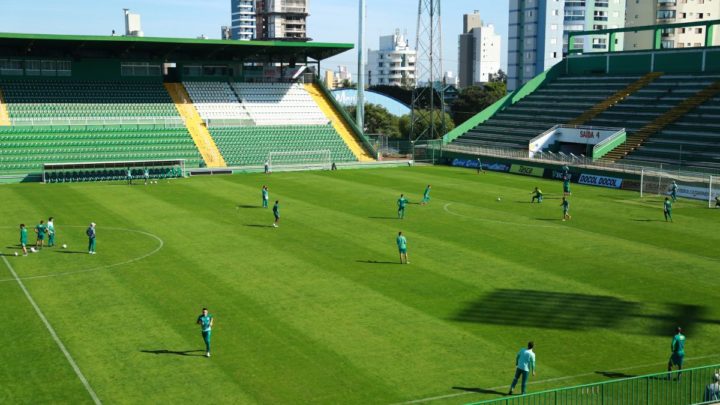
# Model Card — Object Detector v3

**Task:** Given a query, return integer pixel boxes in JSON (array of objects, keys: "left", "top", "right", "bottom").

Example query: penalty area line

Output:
[
  {"left": 390, "top": 353, "right": 720, "bottom": 405},
  {"left": 1, "top": 254, "right": 102, "bottom": 404}
]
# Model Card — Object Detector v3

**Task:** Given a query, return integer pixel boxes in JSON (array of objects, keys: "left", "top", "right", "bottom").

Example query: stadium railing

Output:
[
  {"left": 467, "top": 363, "right": 720, "bottom": 405},
  {"left": 10, "top": 116, "right": 186, "bottom": 129}
]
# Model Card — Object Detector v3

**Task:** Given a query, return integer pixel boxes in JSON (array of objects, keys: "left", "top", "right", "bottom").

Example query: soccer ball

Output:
[
  {"left": 62, "top": 244, "right": 67, "bottom": 249},
  {"left": 30, "top": 247, "right": 36, "bottom": 253},
  {"left": 14, "top": 252, "right": 18, "bottom": 256},
  {"left": 497, "top": 197, "right": 502, "bottom": 202}
]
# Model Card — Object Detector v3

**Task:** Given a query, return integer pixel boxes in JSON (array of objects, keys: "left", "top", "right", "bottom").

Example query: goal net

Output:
[
  {"left": 641, "top": 169, "right": 717, "bottom": 207},
  {"left": 267, "top": 150, "right": 332, "bottom": 172}
]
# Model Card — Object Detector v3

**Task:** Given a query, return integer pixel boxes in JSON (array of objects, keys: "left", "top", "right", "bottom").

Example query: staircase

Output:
[
  {"left": 567, "top": 72, "right": 664, "bottom": 126},
  {"left": 0, "top": 87, "right": 11, "bottom": 126},
  {"left": 304, "top": 83, "right": 374, "bottom": 162},
  {"left": 164, "top": 83, "right": 227, "bottom": 168},
  {"left": 601, "top": 80, "right": 720, "bottom": 162}
]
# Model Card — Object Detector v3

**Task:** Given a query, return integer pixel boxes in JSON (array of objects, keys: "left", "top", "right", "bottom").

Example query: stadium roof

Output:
[{"left": 0, "top": 32, "right": 353, "bottom": 62}]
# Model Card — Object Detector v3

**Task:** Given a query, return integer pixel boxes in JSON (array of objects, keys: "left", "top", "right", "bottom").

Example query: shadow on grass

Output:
[
  {"left": 596, "top": 371, "right": 637, "bottom": 379},
  {"left": 631, "top": 219, "right": 660, "bottom": 222},
  {"left": 452, "top": 386, "right": 507, "bottom": 396},
  {"left": 536, "top": 218, "right": 563, "bottom": 221},
  {"left": 55, "top": 250, "right": 88, "bottom": 254},
  {"left": 356, "top": 260, "right": 399, "bottom": 265},
  {"left": 140, "top": 349, "right": 206, "bottom": 357},
  {"left": 237, "top": 205, "right": 263, "bottom": 209},
  {"left": 368, "top": 216, "right": 399, "bottom": 220},
  {"left": 244, "top": 224, "right": 274, "bottom": 228}
]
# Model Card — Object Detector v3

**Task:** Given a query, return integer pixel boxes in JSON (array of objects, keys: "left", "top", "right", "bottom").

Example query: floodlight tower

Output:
[
  {"left": 410, "top": 0, "right": 445, "bottom": 142},
  {"left": 356, "top": 0, "right": 366, "bottom": 133}
]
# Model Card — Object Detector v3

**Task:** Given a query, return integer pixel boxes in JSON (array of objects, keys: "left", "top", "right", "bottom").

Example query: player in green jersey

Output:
[
  {"left": 262, "top": 185, "right": 269, "bottom": 208},
  {"left": 126, "top": 167, "right": 133, "bottom": 185},
  {"left": 196, "top": 308, "right": 214, "bottom": 358},
  {"left": 664, "top": 197, "right": 673, "bottom": 222},
  {"left": 531, "top": 187, "right": 543, "bottom": 203},
  {"left": 19, "top": 224, "right": 28, "bottom": 256},
  {"left": 396, "top": 231, "right": 409, "bottom": 264},
  {"left": 272, "top": 200, "right": 280, "bottom": 227},
  {"left": 47, "top": 217, "right": 55, "bottom": 247},
  {"left": 476, "top": 158, "right": 484, "bottom": 174},
  {"left": 397, "top": 194, "right": 408, "bottom": 219},
  {"left": 561, "top": 197, "right": 571, "bottom": 221},
  {"left": 670, "top": 181, "right": 678, "bottom": 202},
  {"left": 143, "top": 168, "right": 150, "bottom": 185},
  {"left": 35, "top": 220, "right": 47, "bottom": 249},
  {"left": 421, "top": 185, "right": 431, "bottom": 205},
  {"left": 562, "top": 176, "right": 571, "bottom": 196},
  {"left": 668, "top": 327, "right": 686, "bottom": 380},
  {"left": 87, "top": 222, "right": 96, "bottom": 254}
]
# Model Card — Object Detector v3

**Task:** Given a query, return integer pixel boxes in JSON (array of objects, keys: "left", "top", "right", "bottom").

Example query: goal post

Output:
[
  {"left": 267, "top": 150, "right": 332, "bottom": 172},
  {"left": 640, "top": 168, "right": 715, "bottom": 206}
]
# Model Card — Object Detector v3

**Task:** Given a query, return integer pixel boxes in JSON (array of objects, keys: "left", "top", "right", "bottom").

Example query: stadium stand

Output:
[
  {"left": 210, "top": 125, "right": 357, "bottom": 166},
  {"left": 183, "top": 81, "right": 254, "bottom": 124},
  {"left": 232, "top": 82, "right": 329, "bottom": 126}
]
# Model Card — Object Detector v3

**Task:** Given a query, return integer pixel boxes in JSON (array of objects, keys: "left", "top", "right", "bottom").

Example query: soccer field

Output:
[{"left": 1, "top": 166, "right": 718, "bottom": 405}]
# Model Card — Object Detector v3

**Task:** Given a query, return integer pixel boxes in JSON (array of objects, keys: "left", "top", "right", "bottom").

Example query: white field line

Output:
[
  {"left": 1, "top": 254, "right": 102, "bottom": 404},
  {"left": 443, "top": 203, "right": 557, "bottom": 229},
  {"left": 0, "top": 227, "right": 163, "bottom": 284},
  {"left": 391, "top": 353, "right": 720, "bottom": 405}
]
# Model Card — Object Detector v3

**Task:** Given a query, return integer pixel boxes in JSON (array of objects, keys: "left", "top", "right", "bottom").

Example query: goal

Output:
[
  {"left": 267, "top": 150, "right": 332, "bottom": 172},
  {"left": 640, "top": 169, "right": 717, "bottom": 207}
]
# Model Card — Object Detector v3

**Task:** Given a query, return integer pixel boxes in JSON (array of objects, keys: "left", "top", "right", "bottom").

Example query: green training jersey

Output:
[
  {"left": 198, "top": 314, "right": 213, "bottom": 332},
  {"left": 423, "top": 187, "right": 430, "bottom": 197},
  {"left": 20, "top": 228, "right": 27, "bottom": 244},
  {"left": 396, "top": 235, "right": 407, "bottom": 249},
  {"left": 262, "top": 189, "right": 269, "bottom": 200},
  {"left": 35, "top": 224, "right": 46, "bottom": 237},
  {"left": 664, "top": 200, "right": 672, "bottom": 211},
  {"left": 562, "top": 200, "right": 569, "bottom": 210},
  {"left": 563, "top": 179, "right": 570, "bottom": 187},
  {"left": 397, "top": 197, "right": 408, "bottom": 209},
  {"left": 273, "top": 203, "right": 280, "bottom": 215},
  {"left": 671, "top": 333, "right": 685, "bottom": 355}
]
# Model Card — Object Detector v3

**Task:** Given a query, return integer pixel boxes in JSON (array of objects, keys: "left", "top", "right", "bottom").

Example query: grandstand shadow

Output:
[
  {"left": 635, "top": 303, "right": 714, "bottom": 336},
  {"left": 595, "top": 371, "right": 637, "bottom": 379},
  {"left": 140, "top": 349, "right": 205, "bottom": 357},
  {"left": 452, "top": 386, "right": 507, "bottom": 396},
  {"left": 453, "top": 289, "right": 640, "bottom": 330}
]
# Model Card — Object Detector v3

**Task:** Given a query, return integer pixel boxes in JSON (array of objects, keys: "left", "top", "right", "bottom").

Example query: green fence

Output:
[{"left": 468, "top": 364, "right": 720, "bottom": 405}]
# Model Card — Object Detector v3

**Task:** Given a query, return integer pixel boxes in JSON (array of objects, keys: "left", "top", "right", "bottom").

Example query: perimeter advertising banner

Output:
[
  {"left": 578, "top": 173, "right": 623, "bottom": 189},
  {"left": 510, "top": 164, "right": 545, "bottom": 177}
]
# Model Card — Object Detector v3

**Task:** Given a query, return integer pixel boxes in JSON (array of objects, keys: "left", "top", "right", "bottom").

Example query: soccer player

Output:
[
  {"left": 196, "top": 308, "right": 214, "bottom": 358},
  {"left": 272, "top": 200, "right": 280, "bottom": 227},
  {"left": 562, "top": 165, "right": 570, "bottom": 178},
  {"left": 664, "top": 197, "right": 673, "bottom": 222},
  {"left": 562, "top": 176, "right": 571, "bottom": 196},
  {"left": 126, "top": 167, "right": 133, "bottom": 185},
  {"left": 396, "top": 231, "right": 409, "bottom": 264},
  {"left": 144, "top": 167, "right": 150, "bottom": 185},
  {"left": 19, "top": 224, "right": 28, "bottom": 256},
  {"left": 264, "top": 160, "right": 270, "bottom": 174},
  {"left": 47, "top": 217, "right": 55, "bottom": 247},
  {"left": 670, "top": 181, "right": 678, "bottom": 202},
  {"left": 668, "top": 327, "right": 686, "bottom": 380},
  {"left": 421, "top": 185, "right": 432, "bottom": 205},
  {"left": 86, "top": 222, "right": 96, "bottom": 254},
  {"left": 561, "top": 197, "right": 571, "bottom": 221},
  {"left": 716, "top": 195, "right": 720, "bottom": 208},
  {"left": 397, "top": 194, "right": 408, "bottom": 219},
  {"left": 476, "top": 158, "right": 484, "bottom": 174},
  {"left": 35, "top": 220, "right": 47, "bottom": 249},
  {"left": 531, "top": 187, "right": 543, "bottom": 203},
  {"left": 705, "top": 373, "right": 720, "bottom": 402},
  {"left": 262, "top": 185, "right": 269, "bottom": 208},
  {"left": 508, "top": 341, "right": 536, "bottom": 395}
]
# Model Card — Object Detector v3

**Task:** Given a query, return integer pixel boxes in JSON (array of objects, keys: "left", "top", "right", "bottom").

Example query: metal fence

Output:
[{"left": 468, "top": 364, "right": 720, "bottom": 405}]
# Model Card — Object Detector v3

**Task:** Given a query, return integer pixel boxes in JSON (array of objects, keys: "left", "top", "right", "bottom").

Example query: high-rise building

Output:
[
  {"left": 334, "top": 65, "right": 352, "bottom": 87},
  {"left": 367, "top": 29, "right": 417, "bottom": 87},
  {"left": 458, "top": 11, "right": 502, "bottom": 88},
  {"left": 255, "top": 0, "right": 310, "bottom": 41},
  {"left": 625, "top": 0, "right": 720, "bottom": 50},
  {"left": 231, "top": 0, "right": 257, "bottom": 40},
  {"left": 508, "top": 0, "right": 565, "bottom": 91},
  {"left": 564, "top": 0, "right": 625, "bottom": 53}
]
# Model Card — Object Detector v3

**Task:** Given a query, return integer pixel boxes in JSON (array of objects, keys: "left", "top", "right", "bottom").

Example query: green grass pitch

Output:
[{"left": 0, "top": 166, "right": 718, "bottom": 404}]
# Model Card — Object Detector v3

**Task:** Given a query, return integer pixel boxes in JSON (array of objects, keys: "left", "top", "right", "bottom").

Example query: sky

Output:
[{"left": 0, "top": 0, "right": 509, "bottom": 77}]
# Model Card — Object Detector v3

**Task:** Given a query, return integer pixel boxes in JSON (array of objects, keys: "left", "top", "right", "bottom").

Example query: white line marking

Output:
[
  {"left": 443, "top": 203, "right": 557, "bottom": 229},
  {"left": 0, "top": 227, "right": 163, "bottom": 283},
  {"left": 390, "top": 354, "right": 720, "bottom": 405},
  {"left": 1, "top": 254, "right": 102, "bottom": 404}
]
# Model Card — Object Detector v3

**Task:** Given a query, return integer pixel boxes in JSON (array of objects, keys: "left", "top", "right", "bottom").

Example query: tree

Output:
[
  {"left": 398, "top": 110, "right": 456, "bottom": 140},
  {"left": 339, "top": 79, "right": 355, "bottom": 89},
  {"left": 451, "top": 81, "right": 507, "bottom": 125},
  {"left": 489, "top": 69, "right": 507, "bottom": 83},
  {"left": 345, "top": 103, "right": 401, "bottom": 138}
]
